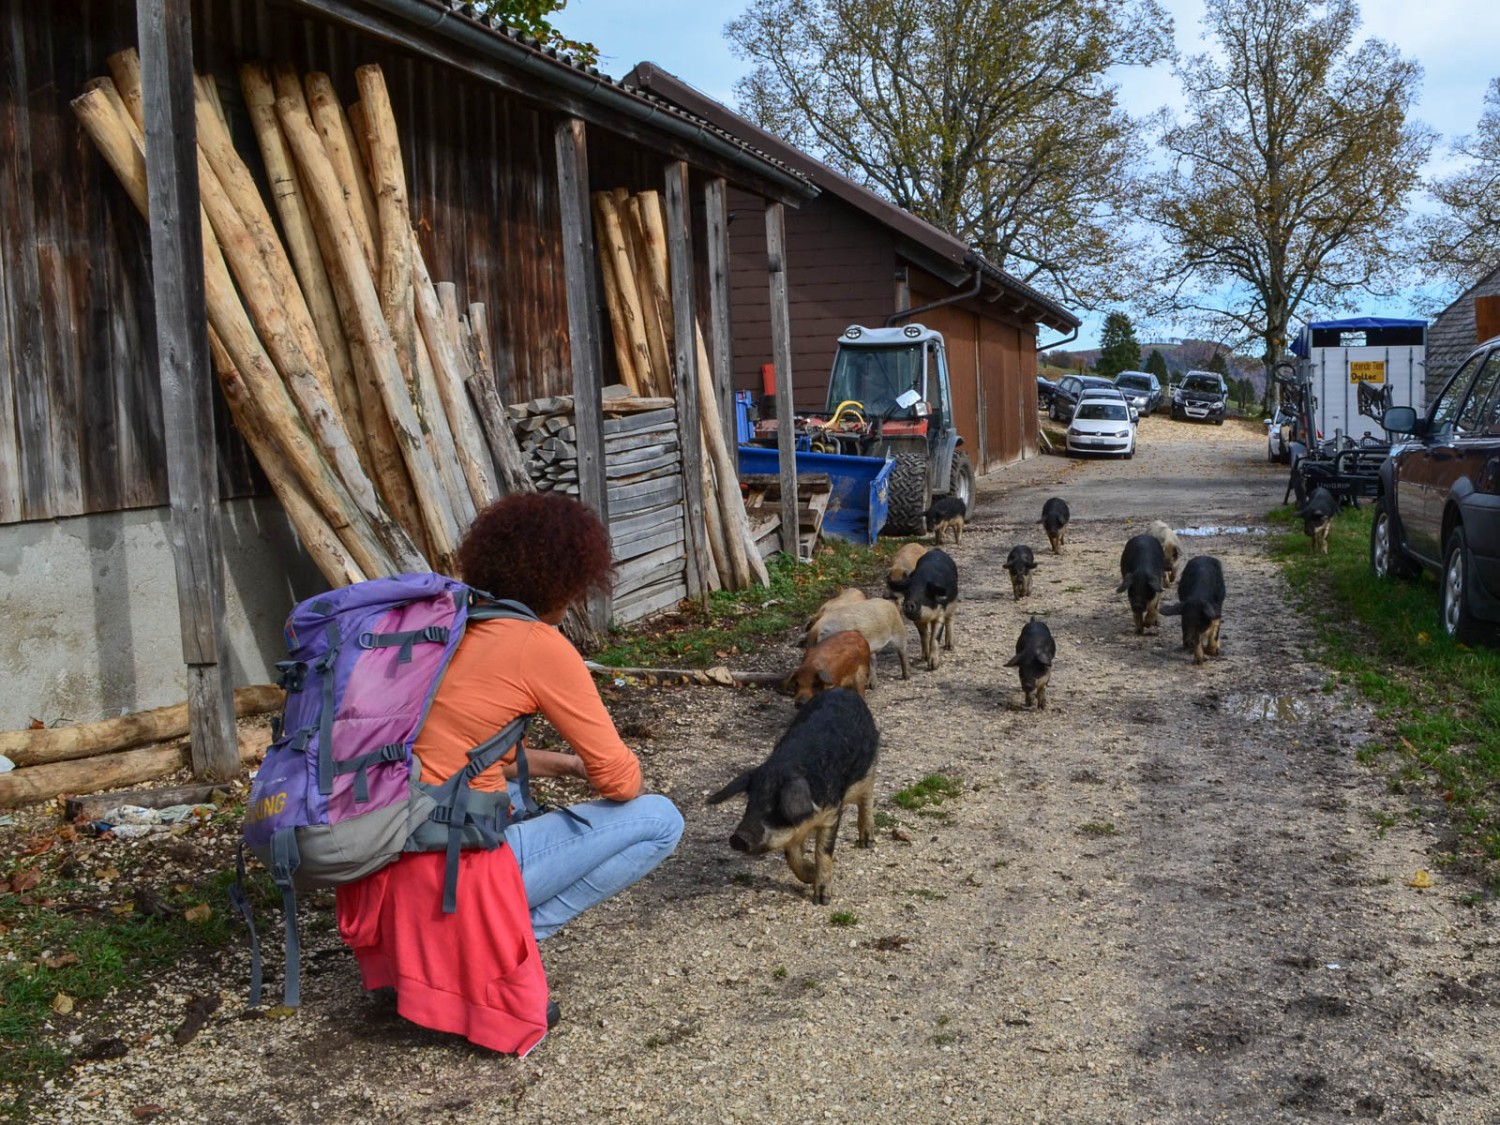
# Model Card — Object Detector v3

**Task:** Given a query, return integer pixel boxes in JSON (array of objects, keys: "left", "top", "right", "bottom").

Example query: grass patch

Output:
[
  {"left": 891, "top": 775, "right": 961, "bottom": 811},
  {"left": 1078, "top": 820, "right": 1119, "bottom": 837},
  {"left": 1268, "top": 504, "right": 1500, "bottom": 887},
  {"left": 828, "top": 910, "right": 859, "bottom": 927},
  {"left": 593, "top": 538, "right": 895, "bottom": 668}
]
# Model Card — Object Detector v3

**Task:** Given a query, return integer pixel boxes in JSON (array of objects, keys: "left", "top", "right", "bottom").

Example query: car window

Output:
[
  {"left": 1456, "top": 350, "right": 1500, "bottom": 435},
  {"left": 1076, "top": 402, "right": 1128, "bottom": 421},
  {"left": 1116, "top": 376, "right": 1149, "bottom": 390},
  {"left": 1183, "top": 375, "right": 1220, "bottom": 392},
  {"left": 1430, "top": 350, "right": 1485, "bottom": 433}
]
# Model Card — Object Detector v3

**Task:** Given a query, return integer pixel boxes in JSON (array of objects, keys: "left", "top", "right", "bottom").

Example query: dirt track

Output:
[{"left": 34, "top": 417, "right": 1500, "bottom": 1124}]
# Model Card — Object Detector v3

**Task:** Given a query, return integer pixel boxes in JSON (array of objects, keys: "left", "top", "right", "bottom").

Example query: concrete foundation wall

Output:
[{"left": 0, "top": 497, "right": 324, "bottom": 731}]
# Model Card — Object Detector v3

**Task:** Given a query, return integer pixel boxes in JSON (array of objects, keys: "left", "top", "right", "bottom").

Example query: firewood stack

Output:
[
  {"left": 71, "top": 54, "right": 504, "bottom": 586},
  {"left": 591, "top": 189, "right": 768, "bottom": 590}
]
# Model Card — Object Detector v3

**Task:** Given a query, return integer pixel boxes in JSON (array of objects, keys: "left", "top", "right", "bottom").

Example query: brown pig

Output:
[
  {"left": 886, "top": 543, "right": 931, "bottom": 593},
  {"left": 785, "top": 630, "right": 872, "bottom": 706},
  {"left": 803, "top": 587, "right": 868, "bottom": 636}
]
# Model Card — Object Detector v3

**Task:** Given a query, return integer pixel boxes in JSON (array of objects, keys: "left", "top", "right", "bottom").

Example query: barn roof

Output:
[{"left": 623, "top": 62, "right": 1080, "bottom": 334}]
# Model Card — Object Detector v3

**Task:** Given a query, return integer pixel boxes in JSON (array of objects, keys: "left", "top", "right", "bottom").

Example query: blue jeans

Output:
[{"left": 503, "top": 786, "right": 684, "bottom": 941}]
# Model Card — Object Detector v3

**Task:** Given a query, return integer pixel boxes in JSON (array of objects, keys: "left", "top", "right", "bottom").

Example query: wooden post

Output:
[
  {"left": 704, "top": 177, "right": 736, "bottom": 441},
  {"left": 1476, "top": 295, "right": 1500, "bottom": 345},
  {"left": 664, "top": 161, "right": 710, "bottom": 601},
  {"left": 764, "top": 200, "right": 800, "bottom": 560},
  {"left": 554, "top": 118, "right": 611, "bottom": 628},
  {"left": 136, "top": 0, "right": 239, "bottom": 779}
]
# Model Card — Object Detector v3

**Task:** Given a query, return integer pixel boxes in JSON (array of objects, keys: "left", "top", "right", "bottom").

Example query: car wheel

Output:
[
  {"left": 1370, "top": 499, "right": 1419, "bottom": 580},
  {"left": 1214, "top": 417, "right": 1224, "bottom": 426},
  {"left": 1440, "top": 526, "right": 1494, "bottom": 644},
  {"left": 947, "top": 451, "right": 976, "bottom": 520},
  {"left": 1049, "top": 402, "right": 1059, "bottom": 422}
]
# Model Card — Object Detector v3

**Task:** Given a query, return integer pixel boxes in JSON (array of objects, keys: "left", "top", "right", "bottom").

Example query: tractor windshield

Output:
[{"left": 826, "top": 344, "right": 925, "bottom": 418}]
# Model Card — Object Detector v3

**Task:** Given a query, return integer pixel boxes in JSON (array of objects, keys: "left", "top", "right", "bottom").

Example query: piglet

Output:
[
  {"left": 890, "top": 547, "right": 958, "bottom": 670},
  {"left": 1160, "top": 555, "right": 1226, "bottom": 664},
  {"left": 1005, "top": 618, "right": 1055, "bottom": 709},
  {"left": 1298, "top": 487, "right": 1337, "bottom": 555},
  {"left": 1117, "top": 533, "right": 1167, "bottom": 635},
  {"left": 804, "top": 598, "right": 910, "bottom": 684},
  {"left": 1040, "top": 497, "right": 1070, "bottom": 554},
  {"left": 886, "top": 543, "right": 930, "bottom": 595},
  {"left": 786, "top": 630, "right": 872, "bottom": 706},
  {"left": 708, "top": 688, "right": 878, "bottom": 904},
  {"left": 923, "top": 496, "right": 967, "bottom": 545},
  {"left": 1003, "top": 545, "right": 1038, "bottom": 600}
]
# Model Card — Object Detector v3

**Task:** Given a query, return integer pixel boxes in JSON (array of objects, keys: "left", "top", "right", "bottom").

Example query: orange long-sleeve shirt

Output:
[{"left": 413, "top": 617, "right": 642, "bottom": 800}]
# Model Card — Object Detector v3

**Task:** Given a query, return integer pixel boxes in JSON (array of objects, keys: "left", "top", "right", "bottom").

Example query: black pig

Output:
[
  {"left": 1160, "top": 555, "right": 1226, "bottom": 664},
  {"left": 923, "top": 496, "right": 967, "bottom": 545},
  {"left": 1040, "top": 497, "right": 1070, "bottom": 554},
  {"left": 1005, "top": 618, "right": 1055, "bottom": 709},
  {"left": 1298, "top": 486, "right": 1337, "bottom": 555},
  {"left": 1003, "top": 545, "right": 1038, "bottom": 600},
  {"left": 707, "top": 688, "right": 878, "bottom": 904},
  {"left": 1117, "top": 533, "right": 1167, "bottom": 635},
  {"left": 890, "top": 547, "right": 958, "bottom": 670}
]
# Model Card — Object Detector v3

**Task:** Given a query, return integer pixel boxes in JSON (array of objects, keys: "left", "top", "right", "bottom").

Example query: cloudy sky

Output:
[{"left": 554, "top": 0, "right": 1500, "bottom": 348}]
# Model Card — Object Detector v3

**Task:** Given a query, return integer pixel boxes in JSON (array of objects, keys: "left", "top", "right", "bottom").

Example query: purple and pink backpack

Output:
[{"left": 232, "top": 573, "right": 542, "bottom": 1008}]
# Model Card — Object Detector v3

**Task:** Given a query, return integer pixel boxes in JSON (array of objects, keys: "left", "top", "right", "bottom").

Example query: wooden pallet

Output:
[{"left": 740, "top": 473, "right": 833, "bottom": 556}]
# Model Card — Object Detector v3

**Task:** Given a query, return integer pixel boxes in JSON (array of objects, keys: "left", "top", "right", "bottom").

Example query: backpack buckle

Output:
[{"left": 275, "top": 661, "right": 307, "bottom": 693}]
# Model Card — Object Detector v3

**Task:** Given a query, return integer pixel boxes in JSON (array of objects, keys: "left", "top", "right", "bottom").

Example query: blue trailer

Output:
[{"left": 737, "top": 446, "right": 894, "bottom": 546}]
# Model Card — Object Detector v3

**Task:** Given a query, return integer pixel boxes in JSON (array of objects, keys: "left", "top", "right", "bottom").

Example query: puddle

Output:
[
  {"left": 1176, "top": 525, "right": 1268, "bottom": 537},
  {"left": 1223, "top": 693, "right": 1316, "bottom": 721}
]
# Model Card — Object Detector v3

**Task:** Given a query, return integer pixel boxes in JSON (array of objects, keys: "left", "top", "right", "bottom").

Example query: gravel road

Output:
[{"left": 33, "top": 416, "right": 1500, "bottom": 1124}]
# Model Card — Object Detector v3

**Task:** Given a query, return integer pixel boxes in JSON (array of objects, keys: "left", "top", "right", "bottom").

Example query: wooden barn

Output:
[
  {"left": 0, "top": 0, "right": 818, "bottom": 769},
  {"left": 1425, "top": 267, "right": 1500, "bottom": 406},
  {"left": 625, "top": 64, "right": 1080, "bottom": 472}
]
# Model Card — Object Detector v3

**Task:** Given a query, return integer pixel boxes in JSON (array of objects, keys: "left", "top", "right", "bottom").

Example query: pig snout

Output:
[{"left": 729, "top": 821, "right": 768, "bottom": 854}]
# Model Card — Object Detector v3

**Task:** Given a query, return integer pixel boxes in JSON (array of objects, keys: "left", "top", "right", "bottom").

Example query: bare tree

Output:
[
  {"left": 726, "top": 0, "right": 1173, "bottom": 309},
  {"left": 1415, "top": 78, "right": 1500, "bottom": 289},
  {"left": 1145, "top": 0, "right": 1431, "bottom": 393}
]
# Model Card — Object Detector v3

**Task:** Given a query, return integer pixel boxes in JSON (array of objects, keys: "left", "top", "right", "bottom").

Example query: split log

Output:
[
  {"left": 303, "top": 72, "right": 379, "bottom": 280},
  {"left": 584, "top": 661, "right": 785, "bottom": 688},
  {"left": 240, "top": 63, "right": 367, "bottom": 475},
  {"left": 467, "top": 373, "right": 537, "bottom": 496},
  {"left": 591, "top": 192, "right": 654, "bottom": 392},
  {"left": 0, "top": 726, "right": 272, "bottom": 811},
  {"left": 697, "top": 322, "right": 766, "bottom": 586},
  {"left": 624, "top": 194, "right": 673, "bottom": 398},
  {"left": 413, "top": 239, "right": 499, "bottom": 511},
  {"left": 595, "top": 224, "right": 640, "bottom": 392},
  {"left": 413, "top": 328, "right": 476, "bottom": 528},
  {"left": 277, "top": 93, "right": 460, "bottom": 569},
  {"left": 65, "top": 782, "right": 230, "bottom": 822},
  {"left": 2, "top": 685, "right": 284, "bottom": 768},
  {"left": 72, "top": 84, "right": 399, "bottom": 581}
]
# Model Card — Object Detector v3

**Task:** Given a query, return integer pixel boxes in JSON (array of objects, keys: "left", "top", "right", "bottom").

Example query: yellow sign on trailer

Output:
[{"left": 1350, "top": 360, "right": 1386, "bottom": 384}]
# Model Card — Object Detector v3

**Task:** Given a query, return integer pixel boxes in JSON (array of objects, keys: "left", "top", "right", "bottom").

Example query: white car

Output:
[{"left": 1066, "top": 394, "right": 1136, "bottom": 458}]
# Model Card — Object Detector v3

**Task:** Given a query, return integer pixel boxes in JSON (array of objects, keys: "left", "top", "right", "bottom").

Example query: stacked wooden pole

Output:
[
  {"left": 72, "top": 55, "right": 503, "bottom": 586},
  {"left": 592, "top": 189, "right": 767, "bottom": 590}
]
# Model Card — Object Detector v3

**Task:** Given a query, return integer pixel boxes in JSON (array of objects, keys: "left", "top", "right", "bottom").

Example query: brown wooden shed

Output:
[
  {"left": 625, "top": 64, "right": 1080, "bottom": 472},
  {"left": 0, "top": 0, "right": 816, "bottom": 771}
]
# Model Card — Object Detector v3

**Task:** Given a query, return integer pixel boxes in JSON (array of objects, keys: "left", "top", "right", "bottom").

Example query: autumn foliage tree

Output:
[
  {"left": 726, "top": 0, "right": 1172, "bottom": 309},
  {"left": 1415, "top": 78, "right": 1500, "bottom": 288},
  {"left": 1145, "top": 0, "right": 1430, "bottom": 389}
]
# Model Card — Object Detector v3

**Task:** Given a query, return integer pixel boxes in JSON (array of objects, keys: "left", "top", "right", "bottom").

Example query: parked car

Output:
[
  {"left": 1036, "top": 375, "right": 1057, "bottom": 411},
  {"left": 1113, "top": 371, "right": 1162, "bottom": 416},
  {"left": 1171, "top": 371, "right": 1229, "bottom": 424},
  {"left": 1066, "top": 394, "right": 1136, "bottom": 458},
  {"left": 1052, "top": 375, "right": 1138, "bottom": 424},
  {"left": 1371, "top": 337, "right": 1500, "bottom": 645}
]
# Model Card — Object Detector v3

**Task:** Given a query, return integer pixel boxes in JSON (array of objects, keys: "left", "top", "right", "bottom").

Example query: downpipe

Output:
[{"left": 885, "top": 270, "right": 982, "bottom": 326}]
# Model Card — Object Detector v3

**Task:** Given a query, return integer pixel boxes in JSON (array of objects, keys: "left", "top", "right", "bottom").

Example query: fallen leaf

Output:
[
  {"left": 703, "top": 665, "right": 735, "bottom": 686},
  {"left": 42, "top": 953, "right": 80, "bottom": 970},
  {"left": 131, "top": 1105, "right": 166, "bottom": 1120},
  {"left": 183, "top": 903, "right": 211, "bottom": 924},
  {"left": 21, "top": 835, "right": 55, "bottom": 857},
  {"left": 1416, "top": 631, "right": 1431, "bottom": 645},
  {"left": 9, "top": 868, "right": 42, "bottom": 893},
  {"left": 28, "top": 718, "right": 44, "bottom": 730},
  {"left": 97, "top": 867, "right": 120, "bottom": 882},
  {"left": 51, "top": 992, "right": 75, "bottom": 1015},
  {"left": 110, "top": 903, "right": 135, "bottom": 916},
  {"left": 1410, "top": 870, "right": 1432, "bottom": 889},
  {"left": 174, "top": 884, "right": 191, "bottom": 894}
]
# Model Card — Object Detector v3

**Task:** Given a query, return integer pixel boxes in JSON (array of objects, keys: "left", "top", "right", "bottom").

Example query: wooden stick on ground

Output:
[
  {"left": 583, "top": 661, "right": 785, "bottom": 687},
  {"left": 1, "top": 685, "right": 284, "bottom": 768}
]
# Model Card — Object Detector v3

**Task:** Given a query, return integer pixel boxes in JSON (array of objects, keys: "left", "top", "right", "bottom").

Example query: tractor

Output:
[{"left": 751, "top": 324, "right": 976, "bottom": 536}]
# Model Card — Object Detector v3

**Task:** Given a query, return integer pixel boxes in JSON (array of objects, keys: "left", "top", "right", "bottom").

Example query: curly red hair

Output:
[{"left": 456, "top": 493, "right": 615, "bottom": 615}]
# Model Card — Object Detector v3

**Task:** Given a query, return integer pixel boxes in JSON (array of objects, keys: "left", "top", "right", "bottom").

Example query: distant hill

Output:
[{"left": 1042, "top": 340, "right": 1264, "bottom": 391}]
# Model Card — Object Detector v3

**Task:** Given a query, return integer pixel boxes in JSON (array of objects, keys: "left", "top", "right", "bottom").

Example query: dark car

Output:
[
  {"left": 1113, "top": 371, "right": 1163, "bottom": 416},
  {"left": 1372, "top": 337, "right": 1500, "bottom": 645},
  {"left": 1051, "top": 374, "right": 1134, "bottom": 424},
  {"left": 1171, "top": 371, "right": 1229, "bottom": 424},
  {"left": 1036, "top": 375, "right": 1057, "bottom": 411}
]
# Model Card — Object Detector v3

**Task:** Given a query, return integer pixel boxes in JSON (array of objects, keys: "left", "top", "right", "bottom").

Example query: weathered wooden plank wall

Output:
[{"left": 0, "top": 0, "right": 575, "bottom": 525}]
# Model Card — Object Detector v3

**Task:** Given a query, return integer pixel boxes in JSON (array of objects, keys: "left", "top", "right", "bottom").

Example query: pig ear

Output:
[
  {"left": 1159, "top": 602, "right": 1183, "bottom": 617},
  {"left": 1114, "top": 578, "right": 1129, "bottom": 593},
  {"left": 1003, "top": 654, "right": 1020, "bottom": 667},
  {"left": 707, "top": 771, "right": 752, "bottom": 806},
  {"left": 779, "top": 777, "right": 816, "bottom": 824}
]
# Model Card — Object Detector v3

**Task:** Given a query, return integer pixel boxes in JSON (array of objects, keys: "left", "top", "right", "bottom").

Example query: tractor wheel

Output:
[
  {"left": 885, "top": 454, "right": 932, "bottom": 536},
  {"left": 947, "top": 451, "right": 976, "bottom": 520}
]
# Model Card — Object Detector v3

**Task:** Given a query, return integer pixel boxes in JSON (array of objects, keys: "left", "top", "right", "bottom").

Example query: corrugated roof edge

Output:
[
  {"left": 624, "top": 61, "right": 1079, "bottom": 333},
  {"left": 353, "top": 1, "right": 815, "bottom": 192}
]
